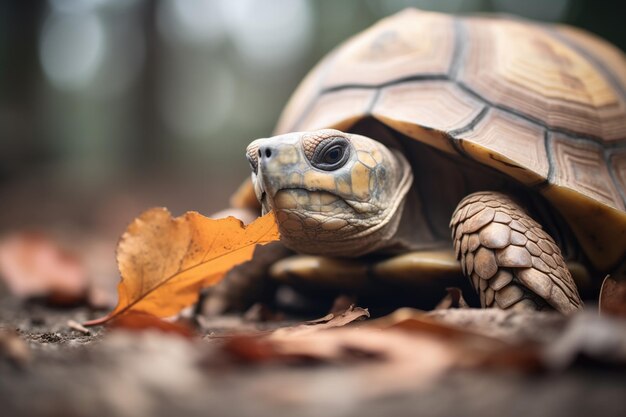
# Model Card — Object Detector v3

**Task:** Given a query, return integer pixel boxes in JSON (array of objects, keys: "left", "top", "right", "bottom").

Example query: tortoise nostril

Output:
[{"left": 259, "top": 146, "right": 273, "bottom": 159}]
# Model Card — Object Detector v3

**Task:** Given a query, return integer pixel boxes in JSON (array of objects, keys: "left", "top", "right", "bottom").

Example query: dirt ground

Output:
[{"left": 2, "top": 286, "right": 626, "bottom": 417}]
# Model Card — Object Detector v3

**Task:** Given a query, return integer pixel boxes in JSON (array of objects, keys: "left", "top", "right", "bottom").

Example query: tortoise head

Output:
[{"left": 246, "top": 129, "right": 413, "bottom": 257}]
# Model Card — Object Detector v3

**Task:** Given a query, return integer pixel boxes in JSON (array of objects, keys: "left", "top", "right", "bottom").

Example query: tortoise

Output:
[{"left": 224, "top": 8, "right": 626, "bottom": 314}]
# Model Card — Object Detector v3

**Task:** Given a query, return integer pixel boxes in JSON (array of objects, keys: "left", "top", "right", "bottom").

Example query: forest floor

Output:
[{"left": 2, "top": 287, "right": 626, "bottom": 417}]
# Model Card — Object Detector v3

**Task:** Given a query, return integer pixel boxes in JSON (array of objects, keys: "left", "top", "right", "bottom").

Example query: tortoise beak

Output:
[
  {"left": 246, "top": 132, "right": 308, "bottom": 213},
  {"left": 246, "top": 138, "right": 271, "bottom": 213},
  {"left": 252, "top": 167, "right": 270, "bottom": 214},
  {"left": 246, "top": 139, "right": 264, "bottom": 175}
]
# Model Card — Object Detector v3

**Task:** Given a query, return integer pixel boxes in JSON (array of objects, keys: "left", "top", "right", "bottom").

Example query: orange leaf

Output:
[
  {"left": 84, "top": 209, "right": 279, "bottom": 326},
  {"left": 108, "top": 312, "right": 196, "bottom": 338}
]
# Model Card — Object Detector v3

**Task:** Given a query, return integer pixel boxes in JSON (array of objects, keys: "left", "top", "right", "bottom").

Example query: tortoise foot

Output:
[{"left": 450, "top": 191, "right": 583, "bottom": 314}]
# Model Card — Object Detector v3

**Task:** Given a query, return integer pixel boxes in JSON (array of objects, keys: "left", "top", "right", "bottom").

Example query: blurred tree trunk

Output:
[
  {"left": 0, "top": 2, "right": 47, "bottom": 183},
  {"left": 133, "top": 0, "right": 164, "bottom": 171}
]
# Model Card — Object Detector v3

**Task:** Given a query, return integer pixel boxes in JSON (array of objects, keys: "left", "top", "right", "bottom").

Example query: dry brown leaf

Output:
[
  {"left": 223, "top": 326, "right": 454, "bottom": 361},
  {"left": 427, "top": 308, "right": 566, "bottom": 344},
  {"left": 365, "top": 308, "right": 550, "bottom": 370},
  {"left": 270, "top": 305, "right": 369, "bottom": 337},
  {"left": 219, "top": 308, "right": 599, "bottom": 400},
  {"left": 0, "top": 232, "right": 88, "bottom": 305},
  {"left": 84, "top": 209, "right": 279, "bottom": 326},
  {"left": 218, "top": 309, "right": 626, "bottom": 402},
  {"left": 365, "top": 307, "right": 513, "bottom": 355},
  {"left": 599, "top": 275, "right": 626, "bottom": 317},
  {"left": 222, "top": 335, "right": 283, "bottom": 363},
  {"left": 221, "top": 327, "right": 472, "bottom": 398}
]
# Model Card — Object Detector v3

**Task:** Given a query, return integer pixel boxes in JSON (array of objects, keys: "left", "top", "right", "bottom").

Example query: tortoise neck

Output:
[{"left": 281, "top": 149, "right": 414, "bottom": 258}]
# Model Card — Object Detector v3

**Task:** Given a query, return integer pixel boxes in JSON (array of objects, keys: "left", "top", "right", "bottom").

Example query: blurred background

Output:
[{"left": 1, "top": 0, "right": 625, "bottom": 240}]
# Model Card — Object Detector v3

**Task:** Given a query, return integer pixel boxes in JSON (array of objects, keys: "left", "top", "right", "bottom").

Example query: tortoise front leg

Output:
[{"left": 450, "top": 191, "right": 583, "bottom": 314}]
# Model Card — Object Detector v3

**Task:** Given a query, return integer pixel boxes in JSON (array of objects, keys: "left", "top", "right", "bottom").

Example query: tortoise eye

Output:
[
  {"left": 324, "top": 146, "right": 343, "bottom": 164},
  {"left": 311, "top": 137, "right": 351, "bottom": 171}
]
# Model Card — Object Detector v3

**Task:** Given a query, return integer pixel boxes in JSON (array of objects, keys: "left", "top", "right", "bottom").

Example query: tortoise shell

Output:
[
  {"left": 239, "top": 9, "right": 626, "bottom": 272},
  {"left": 276, "top": 9, "right": 626, "bottom": 270}
]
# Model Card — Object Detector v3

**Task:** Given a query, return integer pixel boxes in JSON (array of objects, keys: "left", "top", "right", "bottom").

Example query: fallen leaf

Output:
[
  {"left": 84, "top": 209, "right": 279, "bottom": 326},
  {"left": 365, "top": 307, "right": 511, "bottom": 351},
  {"left": 364, "top": 308, "right": 552, "bottom": 371},
  {"left": 224, "top": 326, "right": 450, "bottom": 360},
  {"left": 0, "top": 232, "right": 88, "bottom": 305},
  {"left": 221, "top": 326, "right": 475, "bottom": 399},
  {"left": 599, "top": 275, "right": 626, "bottom": 317},
  {"left": 221, "top": 335, "right": 286, "bottom": 363},
  {"left": 219, "top": 306, "right": 378, "bottom": 366},
  {"left": 270, "top": 305, "right": 369, "bottom": 337},
  {"left": 426, "top": 308, "right": 565, "bottom": 344},
  {"left": 204, "top": 304, "right": 369, "bottom": 339},
  {"left": 108, "top": 311, "right": 196, "bottom": 338},
  {"left": 215, "top": 308, "right": 626, "bottom": 403}
]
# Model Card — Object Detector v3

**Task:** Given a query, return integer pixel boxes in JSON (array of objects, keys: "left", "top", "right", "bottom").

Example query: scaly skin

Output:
[{"left": 450, "top": 192, "right": 583, "bottom": 314}]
